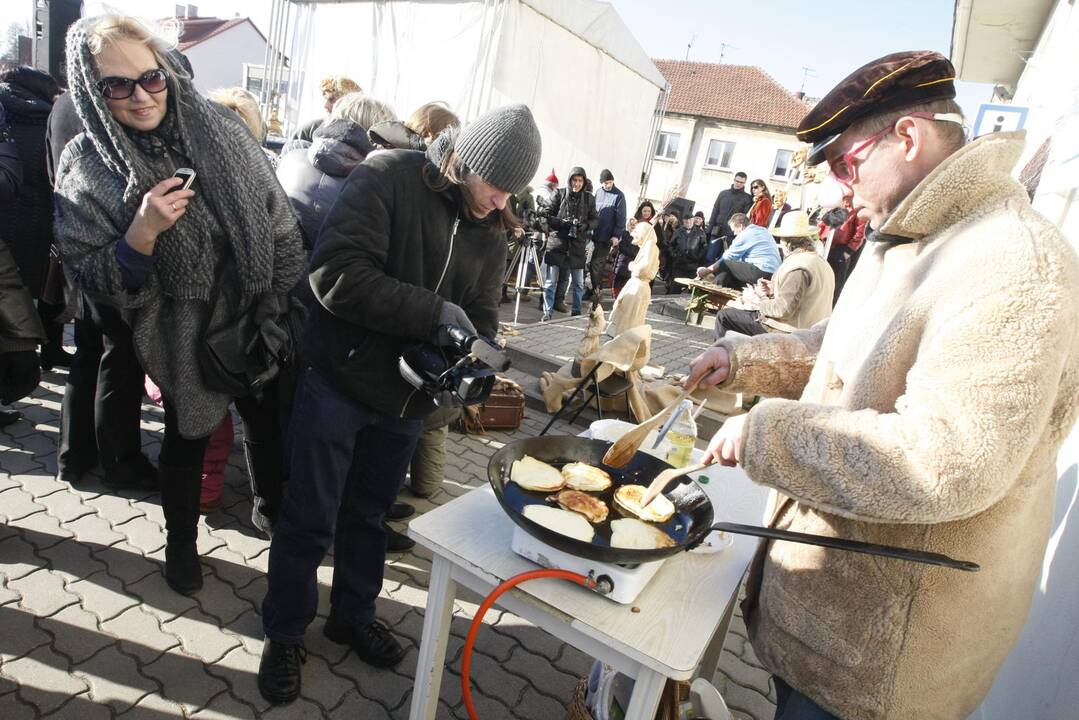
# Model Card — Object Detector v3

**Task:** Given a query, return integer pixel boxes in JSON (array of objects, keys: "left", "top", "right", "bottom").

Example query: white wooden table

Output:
[{"left": 407, "top": 461, "right": 769, "bottom": 720}]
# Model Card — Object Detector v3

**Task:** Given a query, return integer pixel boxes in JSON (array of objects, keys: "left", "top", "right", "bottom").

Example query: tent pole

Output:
[
  {"left": 639, "top": 86, "right": 670, "bottom": 201},
  {"left": 258, "top": 0, "right": 278, "bottom": 115}
]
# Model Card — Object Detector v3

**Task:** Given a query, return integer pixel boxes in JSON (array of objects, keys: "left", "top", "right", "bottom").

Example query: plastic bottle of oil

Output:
[{"left": 664, "top": 399, "right": 697, "bottom": 468}]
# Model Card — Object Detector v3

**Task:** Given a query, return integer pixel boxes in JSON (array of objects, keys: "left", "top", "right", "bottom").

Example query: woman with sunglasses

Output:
[
  {"left": 747, "top": 179, "right": 773, "bottom": 228},
  {"left": 53, "top": 15, "right": 306, "bottom": 595}
]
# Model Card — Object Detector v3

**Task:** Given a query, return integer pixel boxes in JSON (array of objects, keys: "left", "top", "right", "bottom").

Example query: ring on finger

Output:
[{"left": 170, "top": 202, "right": 177, "bottom": 211}]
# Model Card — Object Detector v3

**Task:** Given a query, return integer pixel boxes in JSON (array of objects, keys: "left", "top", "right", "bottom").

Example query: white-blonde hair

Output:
[
  {"left": 208, "top": 86, "right": 266, "bottom": 141},
  {"left": 329, "top": 92, "right": 396, "bottom": 130},
  {"left": 85, "top": 15, "right": 186, "bottom": 78}
]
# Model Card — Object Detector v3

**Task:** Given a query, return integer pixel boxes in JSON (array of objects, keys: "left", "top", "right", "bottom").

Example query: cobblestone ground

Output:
[
  {"left": 1, "top": 365, "right": 776, "bottom": 719},
  {"left": 502, "top": 305, "right": 717, "bottom": 375}
]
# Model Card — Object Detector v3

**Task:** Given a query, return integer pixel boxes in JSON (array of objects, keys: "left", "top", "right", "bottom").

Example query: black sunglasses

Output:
[{"left": 96, "top": 68, "right": 169, "bottom": 100}]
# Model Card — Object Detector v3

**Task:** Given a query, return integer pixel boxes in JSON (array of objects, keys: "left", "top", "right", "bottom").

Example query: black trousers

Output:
[
  {"left": 160, "top": 376, "right": 289, "bottom": 521},
  {"left": 588, "top": 241, "right": 611, "bottom": 295},
  {"left": 58, "top": 299, "right": 146, "bottom": 475},
  {"left": 713, "top": 259, "right": 771, "bottom": 290},
  {"left": 714, "top": 308, "right": 769, "bottom": 340}
]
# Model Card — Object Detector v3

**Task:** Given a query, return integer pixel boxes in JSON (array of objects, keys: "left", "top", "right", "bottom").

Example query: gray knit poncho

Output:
[{"left": 53, "top": 19, "right": 306, "bottom": 439}]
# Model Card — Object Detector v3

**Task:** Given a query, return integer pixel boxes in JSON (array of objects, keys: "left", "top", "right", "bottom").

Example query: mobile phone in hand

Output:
[{"left": 172, "top": 167, "right": 196, "bottom": 192}]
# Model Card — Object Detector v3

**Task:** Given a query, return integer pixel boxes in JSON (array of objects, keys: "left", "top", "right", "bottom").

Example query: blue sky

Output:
[{"left": 607, "top": 0, "right": 994, "bottom": 119}]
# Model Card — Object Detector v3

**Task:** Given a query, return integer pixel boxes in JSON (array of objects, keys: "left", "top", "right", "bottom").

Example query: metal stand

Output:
[{"left": 503, "top": 232, "right": 545, "bottom": 325}]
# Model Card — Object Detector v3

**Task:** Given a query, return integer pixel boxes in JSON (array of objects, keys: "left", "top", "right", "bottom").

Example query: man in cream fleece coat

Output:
[{"left": 686, "top": 51, "right": 1079, "bottom": 720}]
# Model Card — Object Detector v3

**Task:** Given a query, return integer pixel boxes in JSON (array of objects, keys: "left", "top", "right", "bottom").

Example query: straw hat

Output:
[{"left": 772, "top": 211, "right": 816, "bottom": 238}]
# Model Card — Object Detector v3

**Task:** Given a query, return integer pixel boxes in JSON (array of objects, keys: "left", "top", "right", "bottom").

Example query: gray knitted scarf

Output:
[{"left": 65, "top": 20, "right": 274, "bottom": 300}]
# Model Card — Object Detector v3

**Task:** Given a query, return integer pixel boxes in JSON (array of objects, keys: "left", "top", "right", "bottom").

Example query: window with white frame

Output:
[
  {"left": 704, "top": 139, "right": 735, "bottom": 169},
  {"left": 772, "top": 149, "right": 794, "bottom": 179},
  {"left": 655, "top": 132, "right": 680, "bottom": 160}
]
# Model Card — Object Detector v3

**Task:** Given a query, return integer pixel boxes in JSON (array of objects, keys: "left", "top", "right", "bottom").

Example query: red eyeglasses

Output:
[{"left": 827, "top": 112, "right": 965, "bottom": 184}]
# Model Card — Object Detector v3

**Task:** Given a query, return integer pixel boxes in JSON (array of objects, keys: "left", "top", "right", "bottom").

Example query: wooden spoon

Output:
[
  {"left": 602, "top": 380, "right": 699, "bottom": 468},
  {"left": 640, "top": 458, "right": 715, "bottom": 507}
]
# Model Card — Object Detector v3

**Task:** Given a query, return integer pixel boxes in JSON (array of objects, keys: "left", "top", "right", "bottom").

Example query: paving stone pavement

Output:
[
  {"left": 501, "top": 304, "right": 716, "bottom": 379},
  {"left": 1, "top": 362, "right": 775, "bottom": 719}
]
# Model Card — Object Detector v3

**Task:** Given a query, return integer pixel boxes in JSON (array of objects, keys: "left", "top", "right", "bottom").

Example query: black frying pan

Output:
[{"left": 487, "top": 436, "right": 979, "bottom": 571}]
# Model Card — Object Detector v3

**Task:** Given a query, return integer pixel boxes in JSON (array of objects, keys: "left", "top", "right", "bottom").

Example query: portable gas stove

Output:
[{"left": 510, "top": 525, "right": 666, "bottom": 604}]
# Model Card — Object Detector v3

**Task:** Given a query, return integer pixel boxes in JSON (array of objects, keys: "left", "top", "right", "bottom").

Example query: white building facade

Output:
[
  {"left": 646, "top": 114, "right": 804, "bottom": 214},
  {"left": 953, "top": 2, "right": 1079, "bottom": 719},
  {"left": 642, "top": 60, "right": 808, "bottom": 215},
  {"left": 178, "top": 18, "right": 281, "bottom": 96}
]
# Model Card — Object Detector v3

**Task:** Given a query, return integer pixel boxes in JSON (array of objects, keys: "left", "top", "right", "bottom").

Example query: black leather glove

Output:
[
  {"left": 0, "top": 350, "right": 42, "bottom": 405},
  {"left": 433, "top": 301, "right": 477, "bottom": 346}
]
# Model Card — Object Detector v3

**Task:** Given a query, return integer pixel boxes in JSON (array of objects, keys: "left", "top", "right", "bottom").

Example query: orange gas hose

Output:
[{"left": 461, "top": 568, "right": 596, "bottom": 720}]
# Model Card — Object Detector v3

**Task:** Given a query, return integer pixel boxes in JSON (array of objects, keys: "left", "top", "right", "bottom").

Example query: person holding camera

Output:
[
  {"left": 258, "top": 105, "right": 541, "bottom": 704},
  {"left": 53, "top": 15, "right": 307, "bottom": 594},
  {"left": 541, "top": 166, "right": 597, "bottom": 320}
]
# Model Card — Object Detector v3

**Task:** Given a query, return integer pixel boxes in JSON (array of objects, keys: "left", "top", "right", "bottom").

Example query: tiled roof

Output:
[
  {"left": 176, "top": 17, "right": 255, "bottom": 51},
  {"left": 653, "top": 59, "right": 809, "bottom": 130}
]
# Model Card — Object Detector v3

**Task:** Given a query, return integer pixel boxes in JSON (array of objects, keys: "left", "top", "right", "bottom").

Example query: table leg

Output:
[
  {"left": 697, "top": 590, "right": 739, "bottom": 681},
  {"left": 409, "top": 555, "right": 457, "bottom": 720},
  {"left": 623, "top": 666, "right": 667, "bottom": 720}
]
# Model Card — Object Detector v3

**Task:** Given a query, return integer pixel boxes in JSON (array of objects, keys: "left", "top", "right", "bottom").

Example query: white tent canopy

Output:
[{"left": 281, "top": 0, "right": 664, "bottom": 199}]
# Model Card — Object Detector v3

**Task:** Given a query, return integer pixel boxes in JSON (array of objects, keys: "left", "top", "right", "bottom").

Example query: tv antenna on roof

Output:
[
  {"left": 719, "top": 42, "right": 737, "bottom": 64},
  {"left": 685, "top": 34, "right": 698, "bottom": 61},
  {"left": 800, "top": 66, "right": 817, "bottom": 94}
]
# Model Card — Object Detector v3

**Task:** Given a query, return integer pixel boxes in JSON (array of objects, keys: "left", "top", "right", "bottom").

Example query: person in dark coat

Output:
[
  {"left": 0, "top": 65, "right": 71, "bottom": 370},
  {"left": 612, "top": 201, "right": 655, "bottom": 295},
  {"left": 541, "top": 166, "right": 597, "bottom": 319},
  {"left": 276, "top": 117, "right": 374, "bottom": 246},
  {"left": 585, "top": 168, "right": 625, "bottom": 302},
  {"left": 668, "top": 210, "right": 708, "bottom": 291},
  {"left": 654, "top": 210, "right": 679, "bottom": 285},
  {"left": 0, "top": 104, "right": 21, "bottom": 200},
  {"left": 1, "top": 105, "right": 43, "bottom": 427},
  {"left": 0, "top": 237, "right": 44, "bottom": 426},
  {"left": 706, "top": 171, "right": 753, "bottom": 264},
  {"left": 258, "top": 105, "right": 541, "bottom": 704}
]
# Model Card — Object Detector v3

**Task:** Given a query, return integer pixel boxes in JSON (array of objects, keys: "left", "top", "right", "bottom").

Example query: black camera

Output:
[
  {"left": 522, "top": 210, "right": 548, "bottom": 234},
  {"left": 566, "top": 217, "right": 581, "bottom": 239},
  {"left": 398, "top": 325, "right": 510, "bottom": 407}
]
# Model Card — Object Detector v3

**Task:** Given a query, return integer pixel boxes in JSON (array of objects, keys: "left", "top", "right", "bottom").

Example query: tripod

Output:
[{"left": 503, "top": 231, "right": 545, "bottom": 325}]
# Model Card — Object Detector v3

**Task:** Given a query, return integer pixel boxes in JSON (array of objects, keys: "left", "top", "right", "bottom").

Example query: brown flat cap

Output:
[{"left": 798, "top": 50, "right": 956, "bottom": 164}]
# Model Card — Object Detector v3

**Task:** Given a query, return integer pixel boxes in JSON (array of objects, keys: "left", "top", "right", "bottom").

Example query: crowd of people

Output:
[
  {"left": 0, "top": 12, "right": 541, "bottom": 705},
  {"left": 1, "top": 12, "right": 1077, "bottom": 720},
  {"left": 509, "top": 154, "right": 855, "bottom": 334}
]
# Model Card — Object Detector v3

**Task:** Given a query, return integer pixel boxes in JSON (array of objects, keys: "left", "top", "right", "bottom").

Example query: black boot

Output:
[
  {"left": 39, "top": 319, "right": 74, "bottom": 372},
  {"left": 160, "top": 464, "right": 203, "bottom": 594},
  {"left": 258, "top": 640, "right": 306, "bottom": 705},
  {"left": 383, "top": 522, "right": 416, "bottom": 552}
]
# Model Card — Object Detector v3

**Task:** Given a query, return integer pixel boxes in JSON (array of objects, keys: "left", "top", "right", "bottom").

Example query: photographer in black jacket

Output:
[
  {"left": 541, "top": 166, "right": 596, "bottom": 320},
  {"left": 706, "top": 171, "right": 753, "bottom": 264},
  {"left": 258, "top": 105, "right": 541, "bottom": 705}
]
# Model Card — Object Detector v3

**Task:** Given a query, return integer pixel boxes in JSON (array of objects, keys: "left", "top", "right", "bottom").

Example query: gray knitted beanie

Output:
[{"left": 455, "top": 104, "right": 541, "bottom": 195}]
